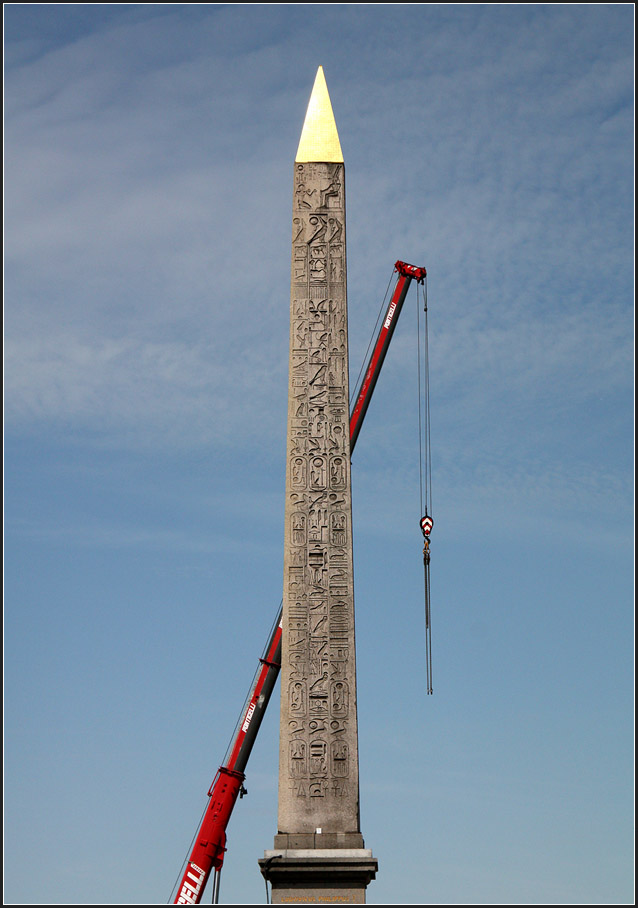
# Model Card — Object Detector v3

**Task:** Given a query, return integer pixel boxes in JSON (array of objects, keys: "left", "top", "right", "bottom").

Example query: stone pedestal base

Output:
[{"left": 259, "top": 846, "right": 378, "bottom": 904}]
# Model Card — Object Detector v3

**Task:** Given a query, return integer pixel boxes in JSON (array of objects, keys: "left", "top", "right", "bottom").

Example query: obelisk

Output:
[{"left": 259, "top": 67, "right": 377, "bottom": 904}]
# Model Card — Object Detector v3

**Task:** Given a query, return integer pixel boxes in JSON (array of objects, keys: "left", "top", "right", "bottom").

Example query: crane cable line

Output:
[
  {"left": 349, "top": 270, "right": 395, "bottom": 411},
  {"left": 169, "top": 799, "right": 210, "bottom": 904},
  {"left": 348, "top": 262, "right": 434, "bottom": 694},
  {"left": 422, "top": 276, "right": 433, "bottom": 517},
  {"left": 417, "top": 275, "right": 433, "bottom": 694},
  {"left": 171, "top": 268, "right": 416, "bottom": 904}
]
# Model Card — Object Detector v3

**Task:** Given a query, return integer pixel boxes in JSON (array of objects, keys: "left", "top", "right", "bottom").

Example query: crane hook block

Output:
[{"left": 420, "top": 515, "right": 433, "bottom": 537}]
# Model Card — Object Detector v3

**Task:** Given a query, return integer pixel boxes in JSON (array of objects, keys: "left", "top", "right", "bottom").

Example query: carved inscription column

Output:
[{"left": 278, "top": 84, "right": 361, "bottom": 841}]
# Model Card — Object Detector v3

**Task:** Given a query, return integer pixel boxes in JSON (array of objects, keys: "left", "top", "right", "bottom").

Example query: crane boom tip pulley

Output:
[{"left": 395, "top": 260, "right": 427, "bottom": 284}]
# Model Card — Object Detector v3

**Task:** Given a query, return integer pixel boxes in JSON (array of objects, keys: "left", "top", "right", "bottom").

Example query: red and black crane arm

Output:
[
  {"left": 173, "top": 260, "right": 426, "bottom": 906},
  {"left": 350, "top": 261, "right": 427, "bottom": 450},
  {"left": 174, "top": 616, "right": 283, "bottom": 904}
]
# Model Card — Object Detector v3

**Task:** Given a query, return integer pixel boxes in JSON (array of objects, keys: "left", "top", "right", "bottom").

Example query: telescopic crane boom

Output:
[{"left": 173, "top": 261, "right": 427, "bottom": 906}]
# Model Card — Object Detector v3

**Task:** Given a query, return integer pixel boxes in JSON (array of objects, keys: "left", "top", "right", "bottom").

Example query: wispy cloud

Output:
[
  {"left": 4, "top": 4, "right": 633, "bottom": 518},
  {"left": 4, "top": 332, "right": 288, "bottom": 451}
]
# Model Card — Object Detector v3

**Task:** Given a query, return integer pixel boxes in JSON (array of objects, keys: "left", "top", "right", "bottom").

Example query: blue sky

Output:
[{"left": 3, "top": 4, "right": 634, "bottom": 905}]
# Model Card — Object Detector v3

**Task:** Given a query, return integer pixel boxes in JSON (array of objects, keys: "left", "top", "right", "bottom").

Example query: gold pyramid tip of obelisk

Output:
[{"left": 295, "top": 66, "right": 343, "bottom": 163}]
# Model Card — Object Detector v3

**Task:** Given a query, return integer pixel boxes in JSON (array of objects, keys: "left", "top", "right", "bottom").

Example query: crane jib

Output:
[
  {"left": 226, "top": 620, "right": 282, "bottom": 775},
  {"left": 176, "top": 864, "right": 206, "bottom": 904},
  {"left": 349, "top": 270, "right": 413, "bottom": 452},
  {"left": 173, "top": 261, "right": 426, "bottom": 905}
]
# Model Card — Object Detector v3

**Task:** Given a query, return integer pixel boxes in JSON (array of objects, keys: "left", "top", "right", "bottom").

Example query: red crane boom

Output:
[{"left": 173, "top": 261, "right": 426, "bottom": 905}]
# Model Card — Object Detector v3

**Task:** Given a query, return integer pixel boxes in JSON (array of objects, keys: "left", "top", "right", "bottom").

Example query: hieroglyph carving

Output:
[{"left": 282, "top": 161, "right": 358, "bottom": 819}]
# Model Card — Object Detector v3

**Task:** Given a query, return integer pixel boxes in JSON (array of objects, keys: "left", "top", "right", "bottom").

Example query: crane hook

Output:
[{"left": 420, "top": 514, "right": 433, "bottom": 565}]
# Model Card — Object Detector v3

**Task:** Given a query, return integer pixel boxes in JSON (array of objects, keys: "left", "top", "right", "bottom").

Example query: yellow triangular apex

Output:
[{"left": 295, "top": 66, "right": 344, "bottom": 163}]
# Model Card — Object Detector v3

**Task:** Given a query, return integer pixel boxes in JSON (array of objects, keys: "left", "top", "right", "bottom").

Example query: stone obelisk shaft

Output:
[
  {"left": 279, "top": 65, "right": 358, "bottom": 840},
  {"left": 261, "top": 66, "right": 376, "bottom": 905}
]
